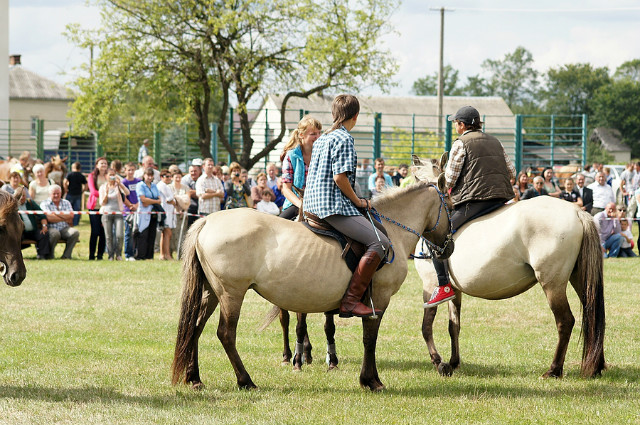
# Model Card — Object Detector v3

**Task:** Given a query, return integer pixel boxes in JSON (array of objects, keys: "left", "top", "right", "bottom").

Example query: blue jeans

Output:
[
  {"left": 66, "top": 194, "right": 83, "bottom": 226},
  {"left": 604, "top": 233, "right": 623, "bottom": 258},
  {"left": 124, "top": 218, "right": 135, "bottom": 259}
]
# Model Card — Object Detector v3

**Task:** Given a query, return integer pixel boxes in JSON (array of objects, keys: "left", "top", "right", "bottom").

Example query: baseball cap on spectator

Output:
[
  {"left": 447, "top": 106, "right": 480, "bottom": 125},
  {"left": 191, "top": 158, "right": 203, "bottom": 166}
]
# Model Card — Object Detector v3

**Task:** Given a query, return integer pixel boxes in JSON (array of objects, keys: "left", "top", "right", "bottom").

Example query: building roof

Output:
[
  {"left": 9, "top": 65, "right": 74, "bottom": 101},
  {"left": 590, "top": 127, "right": 631, "bottom": 152},
  {"left": 267, "top": 94, "right": 516, "bottom": 134}
]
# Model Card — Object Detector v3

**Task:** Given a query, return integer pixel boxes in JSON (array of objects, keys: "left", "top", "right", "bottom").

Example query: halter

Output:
[{"left": 372, "top": 182, "right": 454, "bottom": 259}]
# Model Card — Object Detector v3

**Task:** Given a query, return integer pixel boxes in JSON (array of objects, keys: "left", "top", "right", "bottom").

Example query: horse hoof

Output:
[
  {"left": 238, "top": 382, "right": 258, "bottom": 390},
  {"left": 281, "top": 360, "right": 291, "bottom": 366},
  {"left": 327, "top": 364, "right": 339, "bottom": 371},
  {"left": 305, "top": 356, "right": 313, "bottom": 365},
  {"left": 541, "top": 371, "right": 563, "bottom": 379},
  {"left": 191, "top": 381, "right": 205, "bottom": 391},
  {"left": 361, "top": 382, "right": 385, "bottom": 392},
  {"left": 438, "top": 363, "right": 454, "bottom": 377},
  {"left": 293, "top": 365, "right": 302, "bottom": 372}
]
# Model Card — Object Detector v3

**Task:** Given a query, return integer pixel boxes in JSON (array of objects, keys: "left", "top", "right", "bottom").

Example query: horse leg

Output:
[
  {"left": 443, "top": 293, "right": 462, "bottom": 376},
  {"left": 186, "top": 281, "right": 219, "bottom": 390},
  {"left": 325, "top": 313, "right": 339, "bottom": 370},
  {"left": 279, "top": 309, "right": 292, "bottom": 365},
  {"left": 359, "top": 316, "right": 385, "bottom": 391},
  {"left": 292, "top": 313, "right": 310, "bottom": 371},
  {"left": 541, "top": 286, "right": 575, "bottom": 378},
  {"left": 421, "top": 303, "right": 443, "bottom": 369},
  {"left": 217, "top": 294, "right": 256, "bottom": 389}
]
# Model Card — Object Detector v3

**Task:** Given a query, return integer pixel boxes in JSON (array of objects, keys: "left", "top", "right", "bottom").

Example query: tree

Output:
[
  {"left": 411, "top": 65, "right": 462, "bottom": 96},
  {"left": 480, "top": 46, "right": 540, "bottom": 110},
  {"left": 614, "top": 59, "right": 640, "bottom": 82},
  {"left": 542, "top": 63, "right": 610, "bottom": 117},
  {"left": 67, "top": 0, "right": 398, "bottom": 169},
  {"left": 591, "top": 79, "right": 640, "bottom": 157}
]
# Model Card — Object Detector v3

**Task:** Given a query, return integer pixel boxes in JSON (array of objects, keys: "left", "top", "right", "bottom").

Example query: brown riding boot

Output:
[{"left": 339, "top": 250, "right": 383, "bottom": 318}]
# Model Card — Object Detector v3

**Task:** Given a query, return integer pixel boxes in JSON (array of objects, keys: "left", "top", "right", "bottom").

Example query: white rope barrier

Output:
[{"left": 18, "top": 210, "right": 206, "bottom": 217}]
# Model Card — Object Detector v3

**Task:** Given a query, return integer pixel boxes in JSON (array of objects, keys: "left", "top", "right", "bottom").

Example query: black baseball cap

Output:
[{"left": 447, "top": 106, "right": 480, "bottom": 125}]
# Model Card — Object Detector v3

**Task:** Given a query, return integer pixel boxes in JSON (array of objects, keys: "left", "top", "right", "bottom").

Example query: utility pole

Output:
[{"left": 430, "top": 7, "right": 453, "bottom": 139}]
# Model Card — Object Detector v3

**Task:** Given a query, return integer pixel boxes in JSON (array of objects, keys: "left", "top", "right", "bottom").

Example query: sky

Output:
[{"left": 8, "top": 0, "right": 640, "bottom": 98}]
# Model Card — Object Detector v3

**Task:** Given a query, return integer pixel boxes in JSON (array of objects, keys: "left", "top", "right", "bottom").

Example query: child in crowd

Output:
[
  {"left": 618, "top": 217, "right": 637, "bottom": 257},
  {"left": 370, "top": 175, "right": 386, "bottom": 198},
  {"left": 256, "top": 189, "right": 280, "bottom": 215},
  {"left": 121, "top": 162, "right": 141, "bottom": 261}
]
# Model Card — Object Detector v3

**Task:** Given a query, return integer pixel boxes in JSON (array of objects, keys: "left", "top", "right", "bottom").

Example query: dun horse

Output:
[
  {"left": 0, "top": 188, "right": 27, "bottom": 287},
  {"left": 172, "top": 178, "right": 453, "bottom": 390},
  {"left": 415, "top": 183, "right": 605, "bottom": 378}
]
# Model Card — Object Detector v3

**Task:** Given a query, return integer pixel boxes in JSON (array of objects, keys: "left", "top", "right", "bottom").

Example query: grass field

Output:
[{"left": 0, "top": 219, "right": 639, "bottom": 424}]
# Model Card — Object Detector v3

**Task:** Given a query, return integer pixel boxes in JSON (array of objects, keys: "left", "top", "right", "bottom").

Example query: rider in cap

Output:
[{"left": 425, "top": 106, "right": 516, "bottom": 307}]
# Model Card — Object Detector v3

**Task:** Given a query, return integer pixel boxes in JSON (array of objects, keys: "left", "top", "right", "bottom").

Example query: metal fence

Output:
[{"left": 1, "top": 112, "right": 587, "bottom": 176}]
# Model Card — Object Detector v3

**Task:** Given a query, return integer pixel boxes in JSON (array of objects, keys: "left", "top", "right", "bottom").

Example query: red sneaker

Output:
[{"left": 423, "top": 283, "right": 456, "bottom": 308}]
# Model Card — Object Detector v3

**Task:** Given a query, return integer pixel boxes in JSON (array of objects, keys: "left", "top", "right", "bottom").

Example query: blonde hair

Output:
[
  {"left": 229, "top": 162, "right": 241, "bottom": 173},
  {"left": 280, "top": 115, "right": 322, "bottom": 162},
  {"left": 327, "top": 94, "right": 359, "bottom": 134}
]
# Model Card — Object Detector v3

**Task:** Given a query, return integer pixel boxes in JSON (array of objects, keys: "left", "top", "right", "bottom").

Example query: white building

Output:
[
  {"left": 0, "top": 0, "right": 9, "bottom": 158},
  {"left": 249, "top": 94, "right": 516, "bottom": 170}
]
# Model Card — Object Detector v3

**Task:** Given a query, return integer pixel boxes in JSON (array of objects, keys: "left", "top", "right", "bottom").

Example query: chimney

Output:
[{"left": 9, "top": 54, "right": 21, "bottom": 66}]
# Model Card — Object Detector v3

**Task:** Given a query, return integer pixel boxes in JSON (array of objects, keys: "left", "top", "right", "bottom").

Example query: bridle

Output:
[{"left": 373, "top": 182, "right": 454, "bottom": 260}]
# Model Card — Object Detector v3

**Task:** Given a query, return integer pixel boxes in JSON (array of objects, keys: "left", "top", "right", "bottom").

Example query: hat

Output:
[
  {"left": 447, "top": 106, "right": 480, "bottom": 125},
  {"left": 191, "top": 158, "right": 203, "bottom": 166},
  {"left": 221, "top": 165, "right": 230, "bottom": 175}
]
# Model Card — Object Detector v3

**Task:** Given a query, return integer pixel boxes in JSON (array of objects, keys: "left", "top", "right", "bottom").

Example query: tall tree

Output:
[
  {"left": 67, "top": 0, "right": 398, "bottom": 169},
  {"left": 480, "top": 46, "right": 540, "bottom": 110},
  {"left": 411, "top": 65, "right": 462, "bottom": 96},
  {"left": 542, "top": 63, "right": 610, "bottom": 116},
  {"left": 591, "top": 79, "right": 640, "bottom": 157},
  {"left": 614, "top": 59, "right": 640, "bottom": 82}
]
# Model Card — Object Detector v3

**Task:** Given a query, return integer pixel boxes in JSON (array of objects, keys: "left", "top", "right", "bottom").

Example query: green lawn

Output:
[{"left": 1, "top": 217, "right": 639, "bottom": 424}]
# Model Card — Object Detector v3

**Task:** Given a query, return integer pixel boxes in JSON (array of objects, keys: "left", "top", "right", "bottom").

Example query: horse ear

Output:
[
  {"left": 13, "top": 186, "right": 24, "bottom": 201},
  {"left": 437, "top": 173, "right": 447, "bottom": 193},
  {"left": 411, "top": 154, "right": 422, "bottom": 166},
  {"left": 439, "top": 151, "right": 449, "bottom": 172}
]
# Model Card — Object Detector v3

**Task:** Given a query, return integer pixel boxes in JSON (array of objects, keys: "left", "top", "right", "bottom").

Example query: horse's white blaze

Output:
[{"left": 417, "top": 196, "right": 584, "bottom": 300}]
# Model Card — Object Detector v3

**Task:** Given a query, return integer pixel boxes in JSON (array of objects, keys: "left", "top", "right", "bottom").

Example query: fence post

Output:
[
  {"left": 228, "top": 107, "right": 234, "bottom": 164},
  {"left": 411, "top": 114, "right": 416, "bottom": 155},
  {"left": 264, "top": 108, "right": 269, "bottom": 165},
  {"left": 96, "top": 128, "right": 103, "bottom": 158},
  {"left": 36, "top": 119, "right": 44, "bottom": 160},
  {"left": 153, "top": 123, "right": 161, "bottom": 166},
  {"left": 515, "top": 115, "right": 523, "bottom": 174},
  {"left": 184, "top": 123, "right": 189, "bottom": 167},
  {"left": 299, "top": 109, "right": 304, "bottom": 120},
  {"left": 126, "top": 122, "right": 131, "bottom": 163},
  {"left": 373, "top": 113, "right": 381, "bottom": 160},
  {"left": 7, "top": 119, "right": 10, "bottom": 156},
  {"left": 444, "top": 116, "right": 452, "bottom": 152},
  {"left": 550, "top": 115, "right": 555, "bottom": 167},
  {"left": 582, "top": 114, "right": 588, "bottom": 167},
  {"left": 210, "top": 122, "right": 218, "bottom": 163}
]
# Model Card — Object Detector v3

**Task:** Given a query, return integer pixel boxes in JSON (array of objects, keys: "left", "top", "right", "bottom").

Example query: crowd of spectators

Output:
[
  {"left": 512, "top": 161, "right": 640, "bottom": 258},
  {"left": 4, "top": 147, "right": 640, "bottom": 261}
]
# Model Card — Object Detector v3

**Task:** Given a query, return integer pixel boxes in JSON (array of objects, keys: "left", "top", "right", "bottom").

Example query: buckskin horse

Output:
[
  {"left": 172, "top": 175, "right": 453, "bottom": 391},
  {"left": 0, "top": 187, "right": 27, "bottom": 287},
  {"left": 413, "top": 157, "right": 605, "bottom": 379}
]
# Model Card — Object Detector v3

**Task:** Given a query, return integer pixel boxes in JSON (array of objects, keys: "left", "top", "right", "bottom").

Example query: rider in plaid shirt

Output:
[{"left": 304, "top": 94, "right": 389, "bottom": 319}]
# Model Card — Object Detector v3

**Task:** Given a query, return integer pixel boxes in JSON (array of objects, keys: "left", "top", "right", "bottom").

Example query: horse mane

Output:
[
  {"left": 371, "top": 180, "right": 431, "bottom": 210},
  {"left": 0, "top": 190, "right": 18, "bottom": 223}
]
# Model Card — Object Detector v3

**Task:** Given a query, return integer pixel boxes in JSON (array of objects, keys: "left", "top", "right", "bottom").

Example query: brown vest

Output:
[{"left": 450, "top": 131, "right": 514, "bottom": 206}]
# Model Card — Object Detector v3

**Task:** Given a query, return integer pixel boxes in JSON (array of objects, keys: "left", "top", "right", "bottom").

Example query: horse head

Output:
[
  {"left": 0, "top": 188, "right": 27, "bottom": 287},
  {"left": 411, "top": 155, "right": 454, "bottom": 260}
]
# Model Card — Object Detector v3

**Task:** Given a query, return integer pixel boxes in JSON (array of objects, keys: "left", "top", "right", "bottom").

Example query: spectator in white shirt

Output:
[{"left": 587, "top": 171, "right": 615, "bottom": 216}]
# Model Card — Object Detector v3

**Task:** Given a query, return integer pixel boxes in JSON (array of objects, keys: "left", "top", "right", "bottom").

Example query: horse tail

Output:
[
  {"left": 258, "top": 305, "right": 282, "bottom": 332},
  {"left": 171, "top": 217, "right": 209, "bottom": 385},
  {"left": 575, "top": 209, "right": 606, "bottom": 377}
]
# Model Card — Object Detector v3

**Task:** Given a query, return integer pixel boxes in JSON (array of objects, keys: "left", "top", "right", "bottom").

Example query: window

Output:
[{"left": 30, "top": 116, "right": 39, "bottom": 138}]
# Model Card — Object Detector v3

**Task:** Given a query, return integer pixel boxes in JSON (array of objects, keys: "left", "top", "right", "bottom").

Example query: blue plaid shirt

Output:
[{"left": 304, "top": 126, "right": 361, "bottom": 219}]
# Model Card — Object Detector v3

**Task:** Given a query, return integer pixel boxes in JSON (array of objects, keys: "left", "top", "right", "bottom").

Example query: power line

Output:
[{"left": 456, "top": 7, "right": 640, "bottom": 13}]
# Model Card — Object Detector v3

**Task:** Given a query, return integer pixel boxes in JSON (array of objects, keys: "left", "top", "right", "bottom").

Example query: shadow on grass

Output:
[{"left": 0, "top": 384, "right": 220, "bottom": 407}]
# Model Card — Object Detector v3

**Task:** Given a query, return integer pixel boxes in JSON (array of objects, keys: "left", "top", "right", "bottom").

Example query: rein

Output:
[{"left": 372, "top": 183, "right": 453, "bottom": 259}]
